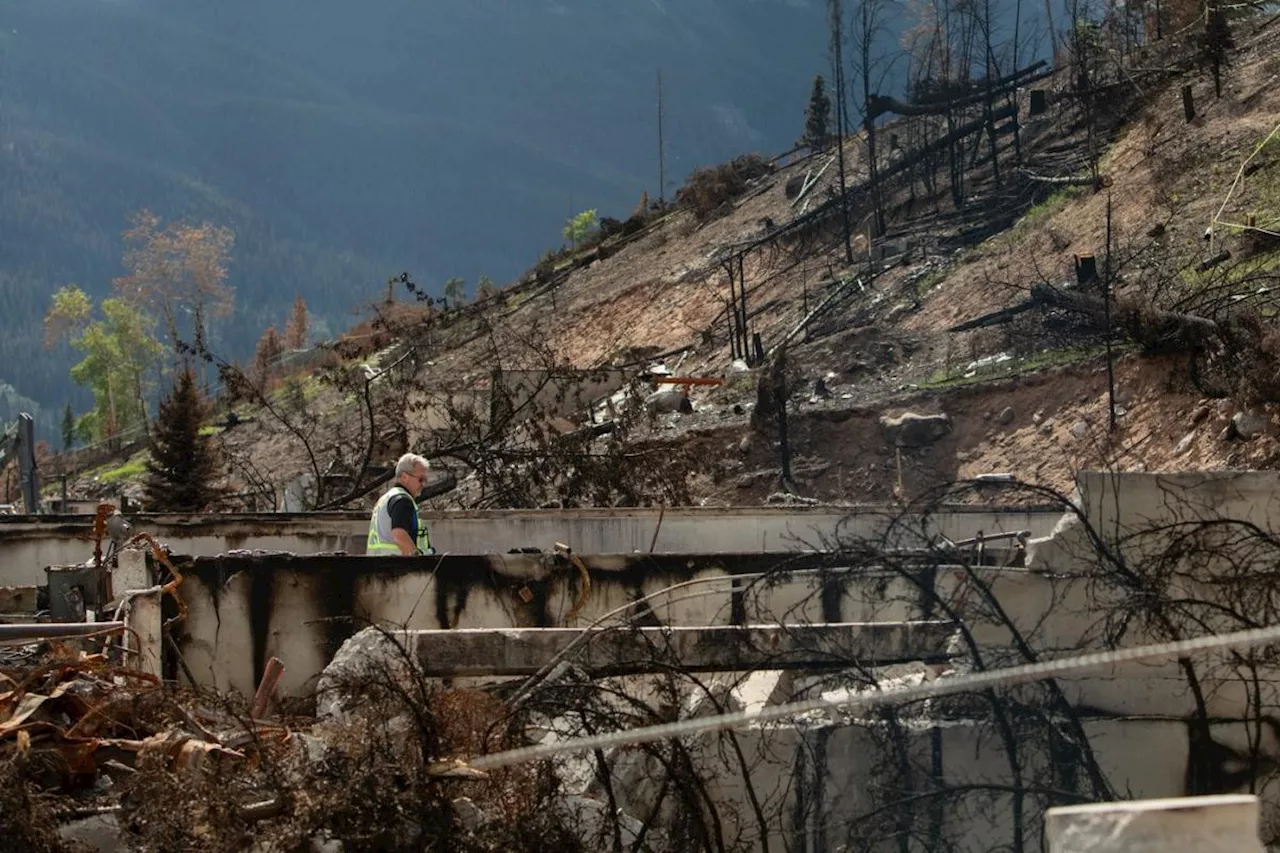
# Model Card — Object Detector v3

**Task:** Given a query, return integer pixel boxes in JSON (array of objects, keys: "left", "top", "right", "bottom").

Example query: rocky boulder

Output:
[
  {"left": 315, "top": 627, "right": 417, "bottom": 720},
  {"left": 1231, "top": 410, "right": 1267, "bottom": 440},
  {"left": 645, "top": 389, "right": 693, "bottom": 415},
  {"left": 879, "top": 411, "right": 952, "bottom": 447}
]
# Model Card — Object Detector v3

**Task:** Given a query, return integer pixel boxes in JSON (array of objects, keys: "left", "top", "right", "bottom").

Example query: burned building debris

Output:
[{"left": 0, "top": 472, "right": 1278, "bottom": 850}]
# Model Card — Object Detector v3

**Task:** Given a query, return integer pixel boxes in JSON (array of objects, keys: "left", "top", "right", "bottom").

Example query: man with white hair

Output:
[{"left": 367, "top": 453, "right": 433, "bottom": 555}]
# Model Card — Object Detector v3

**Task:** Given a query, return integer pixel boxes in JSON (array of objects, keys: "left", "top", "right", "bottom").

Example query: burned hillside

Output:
[{"left": 17, "top": 10, "right": 1280, "bottom": 515}]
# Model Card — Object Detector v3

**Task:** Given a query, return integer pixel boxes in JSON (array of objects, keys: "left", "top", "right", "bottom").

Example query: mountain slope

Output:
[
  {"left": 124, "top": 13, "right": 1280, "bottom": 512},
  {"left": 0, "top": 0, "right": 829, "bottom": 428}
]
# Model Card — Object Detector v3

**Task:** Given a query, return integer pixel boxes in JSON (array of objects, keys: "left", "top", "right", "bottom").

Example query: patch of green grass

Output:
[
  {"left": 1022, "top": 187, "right": 1084, "bottom": 226},
  {"left": 919, "top": 344, "right": 1118, "bottom": 389},
  {"left": 98, "top": 453, "right": 149, "bottom": 485},
  {"left": 198, "top": 424, "right": 222, "bottom": 437},
  {"left": 911, "top": 267, "right": 950, "bottom": 298},
  {"left": 266, "top": 373, "right": 324, "bottom": 406},
  {"left": 977, "top": 186, "right": 1084, "bottom": 256},
  {"left": 1179, "top": 244, "right": 1280, "bottom": 295}
]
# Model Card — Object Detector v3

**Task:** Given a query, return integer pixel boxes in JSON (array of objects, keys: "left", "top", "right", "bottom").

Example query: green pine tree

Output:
[
  {"left": 61, "top": 403, "right": 76, "bottom": 451},
  {"left": 804, "top": 74, "right": 831, "bottom": 149},
  {"left": 443, "top": 276, "right": 467, "bottom": 308},
  {"left": 143, "top": 368, "right": 220, "bottom": 511}
]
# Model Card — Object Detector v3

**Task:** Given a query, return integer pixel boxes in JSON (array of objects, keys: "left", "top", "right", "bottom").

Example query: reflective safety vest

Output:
[{"left": 367, "top": 486, "right": 431, "bottom": 555}]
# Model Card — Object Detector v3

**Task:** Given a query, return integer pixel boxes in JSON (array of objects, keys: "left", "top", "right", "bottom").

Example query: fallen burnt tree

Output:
[
  {"left": 867, "top": 62, "right": 1051, "bottom": 120},
  {"left": 949, "top": 281, "right": 1222, "bottom": 353},
  {"left": 880, "top": 105, "right": 1017, "bottom": 185}
]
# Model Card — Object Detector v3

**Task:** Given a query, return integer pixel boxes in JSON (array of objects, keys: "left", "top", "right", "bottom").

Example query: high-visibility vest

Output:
[{"left": 367, "top": 486, "right": 431, "bottom": 554}]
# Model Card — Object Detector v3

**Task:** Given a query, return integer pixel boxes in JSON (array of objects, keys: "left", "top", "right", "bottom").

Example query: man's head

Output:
[{"left": 394, "top": 453, "right": 430, "bottom": 497}]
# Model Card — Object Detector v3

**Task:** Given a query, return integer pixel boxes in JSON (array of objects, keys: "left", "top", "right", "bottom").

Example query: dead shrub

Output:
[
  {"left": 1113, "top": 294, "right": 1218, "bottom": 354},
  {"left": 280, "top": 631, "right": 585, "bottom": 852},
  {"left": 124, "top": 750, "right": 261, "bottom": 853},
  {"left": 276, "top": 716, "right": 448, "bottom": 851},
  {"left": 1240, "top": 227, "right": 1280, "bottom": 258},
  {"left": 599, "top": 214, "right": 647, "bottom": 241},
  {"left": 0, "top": 757, "right": 69, "bottom": 853},
  {"left": 675, "top": 154, "right": 774, "bottom": 221},
  {"left": 271, "top": 689, "right": 583, "bottom": 853},
  {"left": 431, "top": 689, "right": 543, "bottom": 824},
  {"left": 1217, "top": 310, "right": 1280, "bottom": 402}
]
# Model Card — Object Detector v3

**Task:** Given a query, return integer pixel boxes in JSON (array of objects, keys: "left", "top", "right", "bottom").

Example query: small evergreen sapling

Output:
[
  {"left": 804, "top": 74, "right": 831, "bottom": 148},
  {"left": 143, "top": 368, "right": 220, "bottom": 511}
]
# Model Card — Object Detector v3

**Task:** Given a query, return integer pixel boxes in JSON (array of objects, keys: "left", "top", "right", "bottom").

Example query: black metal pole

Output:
[
  {"left": 1104, "top": 190, "right": 1117, "bottom": 432},
  {"left": 738, "top": 254, "right": 750, "bottom": 363}
]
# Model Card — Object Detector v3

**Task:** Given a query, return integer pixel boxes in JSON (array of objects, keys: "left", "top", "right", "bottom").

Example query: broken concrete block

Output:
[
  {"left": 112, "top": 548, "right": 150, "bottom": 596},
  {"left": 1232, "top": 410, "right": 1267, "bottom": 439},
  {"left": 879, "top": 412, "right": 951, "bottom": 447},
  {"left": 558, "top": 794, "right": 657, "bottom": 853},
  {"left": 315, "top": 627, "right": 416, "bottom": 720},
  {"left": 452, "top": 796, "right": 491, "bottom": 832},
  {"left": 308, "top": 834, "right": 344, "bottom": 853},
  {"left": 59, "top": 814, "right": 129, "bottom": 853}
]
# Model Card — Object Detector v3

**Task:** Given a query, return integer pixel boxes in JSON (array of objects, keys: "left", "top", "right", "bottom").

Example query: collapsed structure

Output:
[{"left": 2, "top": 470, "right": 1279, "bottom": 851}]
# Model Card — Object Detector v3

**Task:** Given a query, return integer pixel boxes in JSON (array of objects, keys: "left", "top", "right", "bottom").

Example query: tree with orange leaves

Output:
[
  {"left": 113, "top": 209, "right": 235, "bottom": 360},
  {"left": 283, "top": 295, "right": 310, "bottom": 351}
]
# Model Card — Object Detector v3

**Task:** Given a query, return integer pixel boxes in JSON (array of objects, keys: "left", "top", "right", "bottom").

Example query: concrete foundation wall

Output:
[
  {"left": 169, "top": 551, "right": 1280, "bottom": 722},
  {"left": 559, "top": 693, "right": 1280, "bottom": 852},
  {"left": 175, "top": 553, "right": 868, "bottom": 697},
  {"left": 493, "top": 368, "right": 631, "bottom": 423},
  {"left": 1077, "top": 469, "right": 1280, "bottom": 535},
  {"left": 0, "top": 504, "right": 1058, "bottom": 585},
  {"left": 406, "top": 388, "right": 489, "bottom": 435}
]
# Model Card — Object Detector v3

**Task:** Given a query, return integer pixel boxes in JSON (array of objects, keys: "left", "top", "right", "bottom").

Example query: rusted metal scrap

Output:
[
  {"left": 92, "top": 502, "right": 114, "bottom": 568},
  {"left": 122, "top": 531, "right": 188, "bottom": 629},
  {"left": 0, "top": 648, "right": 250, "bottom": 785}
]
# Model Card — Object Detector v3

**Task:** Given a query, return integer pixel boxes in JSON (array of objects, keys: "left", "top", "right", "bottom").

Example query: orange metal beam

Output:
[{"left": 651, "top": 377, "right": 724, "bottom": 387}]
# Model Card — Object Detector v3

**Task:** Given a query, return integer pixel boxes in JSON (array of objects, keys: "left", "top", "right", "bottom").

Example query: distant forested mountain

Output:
[{"left": 0, "top": 0, "right": 835, "bottom": 431}]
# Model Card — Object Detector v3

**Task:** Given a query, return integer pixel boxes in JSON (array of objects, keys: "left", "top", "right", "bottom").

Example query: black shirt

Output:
[{"left": 387, "top": 492, "right": 418, "bottom": 543}]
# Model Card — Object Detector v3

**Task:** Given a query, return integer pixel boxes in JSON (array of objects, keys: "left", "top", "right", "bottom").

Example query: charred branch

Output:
[{"left": 1018, "top": 168, "right": 1109, "bottom": 188}]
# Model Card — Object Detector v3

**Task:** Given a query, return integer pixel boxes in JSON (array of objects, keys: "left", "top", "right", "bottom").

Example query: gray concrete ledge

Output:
[{"left": 1047, "top": 794, "right": 1264, "bottom": 853}]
